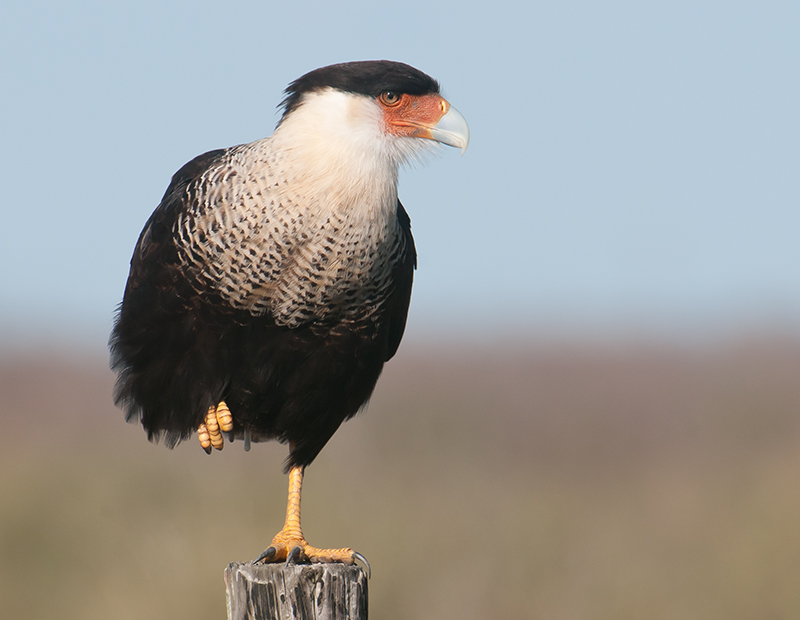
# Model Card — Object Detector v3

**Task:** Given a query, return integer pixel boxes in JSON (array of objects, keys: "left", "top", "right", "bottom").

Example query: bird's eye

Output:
[{"left": 380, "top": 91, "right": 402, "bottom": 106}]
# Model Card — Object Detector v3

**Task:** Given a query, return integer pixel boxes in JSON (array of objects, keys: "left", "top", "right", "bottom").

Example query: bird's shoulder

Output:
[{"left": 131, "top": 148, "right": 231, "bottom": 263}]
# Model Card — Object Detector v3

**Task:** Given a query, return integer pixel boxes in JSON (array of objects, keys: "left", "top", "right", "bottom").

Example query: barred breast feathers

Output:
[{"left": 173, "top": 91, "right": 411, "bottom": 327}]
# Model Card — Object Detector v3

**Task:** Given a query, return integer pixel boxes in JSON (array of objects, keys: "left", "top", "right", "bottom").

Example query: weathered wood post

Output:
[{"left": 225, "top": 562, "right": 368, "bottom": 620}]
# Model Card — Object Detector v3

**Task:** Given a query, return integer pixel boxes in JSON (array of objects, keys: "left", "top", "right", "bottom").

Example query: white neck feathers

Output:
[{"left": 266, "top": 89, "right": 402, "bottom": 220}]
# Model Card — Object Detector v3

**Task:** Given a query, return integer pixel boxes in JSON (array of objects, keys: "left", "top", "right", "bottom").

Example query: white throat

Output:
[{"left": 275, "top": 90, "right": 399, "bottom": 215}]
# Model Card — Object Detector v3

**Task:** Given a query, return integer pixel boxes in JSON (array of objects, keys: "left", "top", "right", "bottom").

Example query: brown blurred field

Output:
[{"left": 2, "top": 337, "right": 800, "bottom": 620}]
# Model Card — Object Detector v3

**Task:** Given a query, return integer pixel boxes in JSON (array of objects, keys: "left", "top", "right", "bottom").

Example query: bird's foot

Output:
[
  {"left": 254, "top": 530, "right": 369, "bottom": 574},
  {"left": 197, "top": 401, "right": 234, "bottom": 453}
]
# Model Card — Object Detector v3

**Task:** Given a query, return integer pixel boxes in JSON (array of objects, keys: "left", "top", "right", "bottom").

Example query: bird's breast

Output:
[{"left": 175, "top": 157, "right": 404, "bottom": 328}]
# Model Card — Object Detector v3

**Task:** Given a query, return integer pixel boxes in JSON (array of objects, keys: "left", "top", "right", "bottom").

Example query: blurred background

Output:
[{"left": 2, "top": 1, "right": 799, "bottom": 619}]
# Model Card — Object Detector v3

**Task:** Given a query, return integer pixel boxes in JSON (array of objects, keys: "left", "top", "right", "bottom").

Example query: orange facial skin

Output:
[{"left": 379, "top": 92, "right": 450, "bottom": 139}]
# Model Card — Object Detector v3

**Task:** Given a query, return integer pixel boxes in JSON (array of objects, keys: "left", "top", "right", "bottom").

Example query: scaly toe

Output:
[
  {"left": 302, "top": 544, "right": 358, "bottom": 565},
  {"left": 197, "top": 423, "right": 213, "bottom": 454},
  {"left": 204, "top": 405, "right": 224, "bottom": 450},
  {"left": 215, "top": 401, "right": 233, "bottom": 432}
]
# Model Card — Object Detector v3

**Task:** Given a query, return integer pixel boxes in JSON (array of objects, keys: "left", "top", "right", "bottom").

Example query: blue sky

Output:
[{"left": 1, "top": 1, "right": 798, "bottom": 350}]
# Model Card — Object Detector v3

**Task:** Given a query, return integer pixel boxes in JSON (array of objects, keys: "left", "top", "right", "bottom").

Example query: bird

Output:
[{"left": 109, "top": 60, "right": 469, "bottom": 569}]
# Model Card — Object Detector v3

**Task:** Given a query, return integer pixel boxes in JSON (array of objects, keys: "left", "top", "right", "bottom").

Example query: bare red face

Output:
[
  {"left": 379, "top": 92, "right": 451, "bottom": 138},
  {"left": 377, "top": 91, "right": 469, "bottom": 153}
]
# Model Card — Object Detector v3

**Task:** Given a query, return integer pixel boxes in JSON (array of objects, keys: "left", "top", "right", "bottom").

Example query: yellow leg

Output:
[
  {"left": 255, "top": 464, "right": 367, "bottom": 571},
  {"left": 197, "top": 401, "right": 234, "bottom": 454}
]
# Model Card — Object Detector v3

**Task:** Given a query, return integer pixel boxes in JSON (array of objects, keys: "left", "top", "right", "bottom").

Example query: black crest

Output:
[{"left": 280, "top": 60, "right": 440, "bottom": 119}]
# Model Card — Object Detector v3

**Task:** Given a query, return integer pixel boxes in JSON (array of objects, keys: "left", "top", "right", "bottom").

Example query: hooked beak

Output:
[{"left": 424, "top": 101, "right": 470, "bottom": 155}]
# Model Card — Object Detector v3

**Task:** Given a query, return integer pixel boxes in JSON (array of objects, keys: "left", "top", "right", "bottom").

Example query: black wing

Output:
[
  {"left": 110, "top": 148, "right": 231, "bottom": 445},
  {"left": 384, "top": 200, "right": 417, "bottom": 361}
]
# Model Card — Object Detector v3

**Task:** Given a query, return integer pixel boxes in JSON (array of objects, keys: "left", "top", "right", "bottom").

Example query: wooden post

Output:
[{"left": 224, "top": 562, "right": 368, "bottom": 620}]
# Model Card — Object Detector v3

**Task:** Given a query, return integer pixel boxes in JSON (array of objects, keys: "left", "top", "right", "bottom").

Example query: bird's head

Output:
[{"left": 275, "top": 61, "right": 469, "bottom": 171}]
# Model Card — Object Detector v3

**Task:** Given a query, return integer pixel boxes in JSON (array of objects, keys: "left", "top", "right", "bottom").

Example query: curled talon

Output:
[
  {"left": 255, "top": 546, "right": 276, "bottom": 563},
  {"left": 285, "top": 545, "right": 303, "bottom": 566},
  {"left": 352, "top": 551, "right": 371, "bottom": 578}
]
